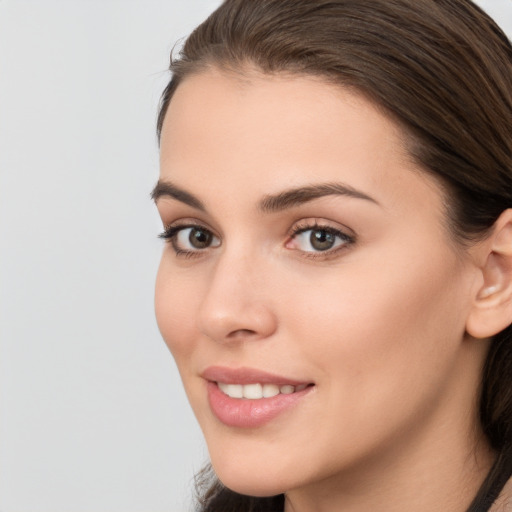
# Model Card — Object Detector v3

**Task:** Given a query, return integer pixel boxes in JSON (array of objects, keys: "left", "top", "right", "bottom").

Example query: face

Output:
[{"left": 155, "top": 69, "right": 484, "bottom": 498}]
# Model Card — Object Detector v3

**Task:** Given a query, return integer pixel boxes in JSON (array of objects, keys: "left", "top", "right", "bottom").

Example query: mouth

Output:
[
  {"left": 217, "top": 382, "right": 310, "bottom": 399},
  {"left": 202, "top": 366, "right": 315, "bottom": 428}
]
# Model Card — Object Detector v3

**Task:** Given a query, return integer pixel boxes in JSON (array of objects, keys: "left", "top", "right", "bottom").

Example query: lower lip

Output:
[{"left": 207, "top": 381, "right": 313, "bottom": 428}]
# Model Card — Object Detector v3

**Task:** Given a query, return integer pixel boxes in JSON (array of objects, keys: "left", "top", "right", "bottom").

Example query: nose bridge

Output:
[{"left": 197, "top": 244, "right": 277, "bottom": 343}]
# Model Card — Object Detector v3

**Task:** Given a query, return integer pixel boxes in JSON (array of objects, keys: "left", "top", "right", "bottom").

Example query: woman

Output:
[{"left": 152, "top": 1, "right": 512, "bottom": 510}]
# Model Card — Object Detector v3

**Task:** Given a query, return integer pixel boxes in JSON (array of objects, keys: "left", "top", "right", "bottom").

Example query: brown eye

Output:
[
  {"left": 286, "top": 224, "right": 353, "bottom": 255},
  {"left": 310, "top": 229, "right": 336, "bottom": 251},
  {"left": 189, "top": 227, "right": 213, "bottom": 249},
  {"left": 162, "top": 225, "right": 221, "bottom": 254}
]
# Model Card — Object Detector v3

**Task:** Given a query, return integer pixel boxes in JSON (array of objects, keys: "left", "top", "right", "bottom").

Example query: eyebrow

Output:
[
  {"left": 151, "top": 180, "right": 205, "bottom": 211},
  {"left": 151, "top": 179, "right": 378, "bottom": 212},
  {"left": 259, "top": 182, "right": 379, "bottom": 212}
]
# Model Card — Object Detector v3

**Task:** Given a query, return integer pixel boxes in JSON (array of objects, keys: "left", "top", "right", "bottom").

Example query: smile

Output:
[
  {"left": 202, "top": 367, "right": 314, "bottom": 428},
  {"left": 217, "top": 382, "right": 309, "bottom": 399}
]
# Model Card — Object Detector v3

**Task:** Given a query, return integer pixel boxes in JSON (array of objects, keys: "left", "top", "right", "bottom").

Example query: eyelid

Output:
[
  {"left": 159, "top": 218, "right": 218, "bottom": 238},
  {"left": 288, "top": 218, "right": 355, "bottom": 239},
  {"left": 159, "top": 220, "right": 221, "bottom": 257},
  {"left": 286, "top": 218, "right": 356, "bottom": 259}
]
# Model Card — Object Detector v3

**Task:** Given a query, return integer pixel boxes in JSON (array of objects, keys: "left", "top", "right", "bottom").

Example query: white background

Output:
[{"left": 0, "top": 1, "right": 511, "bottom": 511}]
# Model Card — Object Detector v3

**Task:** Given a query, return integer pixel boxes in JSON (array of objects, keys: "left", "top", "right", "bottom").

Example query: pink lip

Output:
[
  {"left": 201, "top": 366, "right": 310, "bottom": 386},
  {"left": 202, "top": 366, "right": 314, "bottom": 428}
]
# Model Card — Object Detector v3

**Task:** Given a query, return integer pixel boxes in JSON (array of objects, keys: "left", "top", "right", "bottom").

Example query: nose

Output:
[{"left": 196, "top": 252, "right": 278, "bottom": 344}]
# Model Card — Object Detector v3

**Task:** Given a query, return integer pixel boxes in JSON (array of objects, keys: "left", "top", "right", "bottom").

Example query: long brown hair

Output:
[{"left": 157, "top": 1, "right": 512, "bottom": 510}]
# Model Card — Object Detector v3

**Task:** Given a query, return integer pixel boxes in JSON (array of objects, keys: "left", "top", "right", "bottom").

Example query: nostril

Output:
[
  {"left": 197, "top": 297, "right": 278, "bottom": 343},
  {"left": 226, "top": 328, "right": 258, "bottom": 339}
]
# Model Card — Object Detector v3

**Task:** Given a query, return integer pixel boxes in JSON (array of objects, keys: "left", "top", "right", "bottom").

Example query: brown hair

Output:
[{"left": 157, "top": 1, "right": 512, "bottom": 510}]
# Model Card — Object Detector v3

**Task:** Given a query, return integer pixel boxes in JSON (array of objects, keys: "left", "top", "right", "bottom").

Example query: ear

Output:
[{"left": 466, "top": 209, "right": 512, "bottom": 339}]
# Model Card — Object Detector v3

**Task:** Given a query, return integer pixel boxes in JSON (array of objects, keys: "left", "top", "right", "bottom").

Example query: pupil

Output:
[
  {"left": 310, "top": 229, "right": 335, "bottom": 251},
  {"left": 190, "top": 228, "right": 211, "bottom": 248}
]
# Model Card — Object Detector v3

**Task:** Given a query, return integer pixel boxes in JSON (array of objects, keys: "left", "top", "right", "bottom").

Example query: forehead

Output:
[
  {"left": 159, "top": 68, "right": 441, "bottom": 214},
  {"left": 161, "top": 68, "right": 405, "bottom": 156}
]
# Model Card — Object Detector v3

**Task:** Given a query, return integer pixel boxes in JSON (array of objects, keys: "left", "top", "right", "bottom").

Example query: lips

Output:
[
  {"left": 202, "top": 366, "right": 311, "bottom": 385},
  {"left": 218, "top": 382, "right": 308, "bottom": 399},
  {"left": 202, "top": 366, "right": 314, "bottom": 428}
]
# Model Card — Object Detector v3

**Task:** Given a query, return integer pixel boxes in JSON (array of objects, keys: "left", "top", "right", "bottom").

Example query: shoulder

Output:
[{"left": 490, "top": 477, "right": 512, "bottom": 512}]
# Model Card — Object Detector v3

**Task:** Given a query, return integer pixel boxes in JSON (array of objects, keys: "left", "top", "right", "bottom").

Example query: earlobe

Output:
[{"left": 466, "top": 209, "right": 512, "bottom": 339}]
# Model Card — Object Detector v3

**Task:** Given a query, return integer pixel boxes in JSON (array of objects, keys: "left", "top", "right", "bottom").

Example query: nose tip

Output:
[
  {"left": 198, "top": 301, "right": 278, "bottom": 344},
  {"left": 196, "top": 255, "right": 278, "bottom": 344}
]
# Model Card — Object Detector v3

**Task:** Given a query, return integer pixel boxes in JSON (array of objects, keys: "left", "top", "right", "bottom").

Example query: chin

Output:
[
  {"left": 216, "top": 474, "right": 286, "bottom": 498},
  {"left": 209, "top": 453, "right": 291, "bottom": 497}
]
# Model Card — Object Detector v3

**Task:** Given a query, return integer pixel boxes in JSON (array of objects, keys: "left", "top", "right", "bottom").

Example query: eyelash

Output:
[
  {"left": 159, "top": 223, "right": 219, "bottom": 259},
  {"left": 286, "top": 221, "right": 355, "bottom": 260},
  {"left": 158, "top": 221, "right": 355, "bottom": 260}
]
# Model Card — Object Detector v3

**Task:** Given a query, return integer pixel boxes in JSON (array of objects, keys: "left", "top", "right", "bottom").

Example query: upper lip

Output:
[{"left": 202, "top": 366, "right": 312, "bottom": 386}]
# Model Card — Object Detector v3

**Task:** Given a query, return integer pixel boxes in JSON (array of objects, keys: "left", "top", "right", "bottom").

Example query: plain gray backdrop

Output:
[{"left": 0, "top": 1, "right": 511, "bottom": 511}]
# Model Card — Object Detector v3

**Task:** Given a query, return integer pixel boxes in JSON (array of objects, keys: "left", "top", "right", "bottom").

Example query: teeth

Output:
[
  {"left": 262, "top": 384, "right": 280, "bottom": 398},
  {"left": 218, "top": 382, "right": 308, "bottom": 399},
  {"left": 218, "top": 383, "right": 243, "bottom": 398},
  {"left": 243, "top": 383, "right": 263, "bottom": 399}
]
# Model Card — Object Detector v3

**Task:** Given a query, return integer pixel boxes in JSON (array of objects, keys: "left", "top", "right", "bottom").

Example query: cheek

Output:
[
  {"left": 284, "top": 240, "right": 471, "bottom": 420},
  {"left": 154, "top": 257, "right": 202, "bottom": 362}
]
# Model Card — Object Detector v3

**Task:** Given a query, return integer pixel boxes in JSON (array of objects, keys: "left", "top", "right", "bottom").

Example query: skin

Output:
[{"left": 154, "top": 68, "right": 495, "bottom": 512}]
